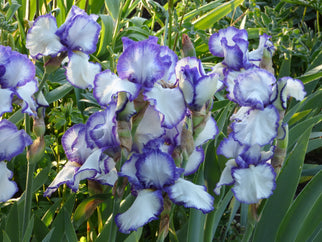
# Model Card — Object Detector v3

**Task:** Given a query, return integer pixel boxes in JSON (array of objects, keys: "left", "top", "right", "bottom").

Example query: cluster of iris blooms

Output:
[{"left": 1, "top": 6, "right": 306, "bottom": 234}]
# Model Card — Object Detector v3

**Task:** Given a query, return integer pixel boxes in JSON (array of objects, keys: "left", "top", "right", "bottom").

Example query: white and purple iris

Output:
[
  {"left": 26, "top": 6, "right": 101, "bottom": 89},
  {"left": 0, "top": 119, "right": 32, "bottom": 202},
  {"left": 0, "top": 45, "right": 38, "bottom": 116},
  {"left": 44, "top": 103, "right": 120, "bottom": 197},
  {"left": 211, "top": 27, "right": 306, "bottom": 204}
]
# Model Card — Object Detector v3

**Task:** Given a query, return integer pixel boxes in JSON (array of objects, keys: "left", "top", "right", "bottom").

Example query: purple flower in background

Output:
[
  {"left": 26, "top": 6, "right": 101, "bottom": 89},
  {"left": 0, "top": 45, "right": 38, "bottom": 116},
  {"left": 0, "top": 119, "right": 32, "bottom": 202}
]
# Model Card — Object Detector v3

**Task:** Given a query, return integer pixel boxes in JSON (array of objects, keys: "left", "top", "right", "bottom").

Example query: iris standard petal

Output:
[
  {"left": 165, "top": 178, "right": 214, "bottom": 213},
  {"left": 117, "top": 41, "right": 164, "bottom": 88},
  {"left": 232, "top": 163, "right": 276, "bottom": 204},
  {"left": 217, "top": 134, "right": 246, "bottom": 159},
  {"left": 65, "top": 52, "right": 101, "bottom": 89},
  {"left": 144, "top": 85, "right": 186, "bottom": 128},
  {"left": 133, "top": 105, "right": 165, "bottom": 152},
  {"left": 0, "top": 161, "right": 18, "bottom": 202},
  {"left": 115, "top": 189, "right": 163, "bottom": 234},
  {"left": 279, "top": 77, "right": 306, "bottom": 109},
  {"left": 233, "top": 69, "right": 276, "bottom": 109},
  {"left": 26, "top": 14, "right": 65, "bottom": 58},
  {"left": 61, "top": 15, "right": 100, "bottom": 53},
  {"left": 194, "top": 73, "right": 220, "bottom": 109},
  {"left": 194, "top": 116, "right": 218, "bottom": 147},
  {"left": 93, "top": 70, "right": 140, "bottom": 107},
  {"left": 61, "top": 124, "right": 93, "bottom": 164}
]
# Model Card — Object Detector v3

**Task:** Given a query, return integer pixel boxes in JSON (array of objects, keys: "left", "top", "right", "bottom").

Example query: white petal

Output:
[
  {"left": 184, "top": 147, "right": 204, "bottom": 175},
  {"left": 144, "top": 85, "right": 186, "bottom": 128},
  {"left": 93, "top": 70, "right": 140, "bottom": 106},
  {"left": 217, "top": 134, "right": 246, "bottom": 159},
  {"left": 133, "top": 106, "right": 164, "bottom": 152},
  {"left": 0, "top": 89, "right": 14, "bottom": 115},
  {"left": 44, "top": 162, "right": 79, "bottom": 197},
  {"left": 72, "top": 149, "right": 102, "bottom": 190},
  {"left": 95, "top": 157, "right": 118, "bottom": 186},
  {"left": 194, "top": 116, "right": 218, "bottom": 147},
  {"left": 119, "top": 154, "right": 140, "bottom": 188},
  {"left": 0, "top": 161, "right": 18, "bottom": 202},
  {"left": 64, "top": 15, "right": 100, "bottom": 53},
  {"left": 115, "top": 189, "right": 163, "bottom": 234},
  {"left": 214, "top": 159, "right": 237, "bottom": 195},
  {"left": 232, "top": 106, "right": 279, "bottom": 146},
  {"left": 166, "top": 178, "right": 214, "bottom": 213},
  {"left": 15, "top": 80, "right": 38, "bottom": 115},
  {"left": 280, "top": 77, "right": 306, "bottom": 109},
  {"left": 195, "top": 74, "right": 220, "bottom": 108},
  {"left": 232, "top": 163, "right": 276, "bottom": 204},
  {"left": 66, "top": 52, "right": 101, "bottom": 89},
  {"left": 136, "top": 150, "right": 176, "bottom": 189},
  {"left": 26, "top": 15, "right": 64, "bottom": 58},
  {"left": 234, "top": 69, "right": 275, "bottom": 109}
]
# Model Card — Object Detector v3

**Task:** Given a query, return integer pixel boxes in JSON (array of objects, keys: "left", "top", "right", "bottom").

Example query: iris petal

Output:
[
  {"left": 166, "top": 178, "right": 214, "bottom": 213},
  {"left": 115, "top": 189, "right": 163, "bottom": 234},
  {"left": 232, "top": 163, "right": 276, "bottom": 204},
  {"left": 0, "top": 161, "right": 18, "bottom": 202}
]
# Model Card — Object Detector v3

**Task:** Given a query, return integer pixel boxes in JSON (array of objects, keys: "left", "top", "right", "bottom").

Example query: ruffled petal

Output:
[
  {"left": 217, "top": 134, "right": 246, "bottom": 159},
  {"left": 86, "top": 104, "right": 119, "bottom": 152},
  {"left": 184, "top": 147, "right": 204, "bottom": 175},
  {"left": 133, "top": 106, "right": 165, "bottom": 152},
  {"left": 231, "top": 105, "right": 279, "bottom": 146},
  {"left": 194, "top": 74, "right": 220, "bottom": 109},
  {"left": 194, "top": 116, "right": 218, "bottom": 147},
  {"left": 0, "top": 89, "right": 14, "bottom": 116},
  {"left": 279, "top": 77, "right": 306, "bottom": 109},
  {"left": 232, "top": 163, "right": 276, "bottom": 204},
  {"left": 136, "top": 149, "right": 177, "bottom": 189},
  {"left": 0, "top": 161, "right": 19, "bottom": 202},
  {"left": 165, "top": 178, "right": 214, "bottom": 213},
  {"left": 233, "top": 69, "right": 276, "bottom": 109},
  {"left": 44, "top": 162, "right": 79, "bottom": 197},
  {"left": 94, "top": 155, "right": 118, "bottom": 186},
  {"left": 93, "top": 70, "right": 140, "bottom": 106},
  {"left": 209, "top": 27, "right": 248, "bottom": 58},
  {"left": 0, "top": 119, "right": 32, "bottom": 161},
  {"left": 248, "top": 34, "right": 274, "bottom": 63},
  {"left": 159, "top": 46, "right": 178, "bottom": 84},
  {"left": 119, "top": 154, "right": 141, "bottom": 188},
  {"left": 60, "top": 15, "right": 100, "bottom": 53},
  {"left": 176, "top": 57, "right": 205, "bottom": 105},
  {"left": 222, "top": 38, "right": 249, "bottom": 70},
  {"left": 117, "top": 41, "right": 164, "bottom": 88},
  {"left": 65, "top": 52, "right": 101, "bottom": 89},
  {"left": 1, "top": 53, "right": 35, "bottom": 88},
  {"left": 61, "top": 124, "right": 93, "bottom": 164},
  {"left": 214, "top": 159, "right": 237, "bottom": 195},
  {"left": 144, "top": 85, "right": 186, "bottom": 128},
  {"left": 15, "top": 79, "right": 38, "bottom": 115},
  {"left": 115, "top": 189, "right": 163, "bottom": 234},
  {"left": 26, "top": 14, "right": 65, "bottom": 58}
]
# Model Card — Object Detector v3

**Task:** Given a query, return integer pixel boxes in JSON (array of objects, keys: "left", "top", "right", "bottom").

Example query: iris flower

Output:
[
  {"left": 0, "top": 119, "right": 32, "bottom": 202},
  {"left": 0, "top": 45, "right": 38, "bottom": 116},
  {"left": 26, "top": 6, "right": 101, "bottom": 89}
]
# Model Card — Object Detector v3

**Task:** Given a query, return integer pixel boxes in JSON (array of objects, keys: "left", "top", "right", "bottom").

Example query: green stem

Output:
[
  {"left": 317, "top": 11, "right": 320, "bottom": 35},
  {"left": 109, "top": 197, "right": 121, "bottom": 242},
  {"left": 168, "top": 0, "right": 173, "bottom": 47},
  {"left": 22, "top": 161, "right": 35, "bottom": 235}
]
